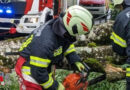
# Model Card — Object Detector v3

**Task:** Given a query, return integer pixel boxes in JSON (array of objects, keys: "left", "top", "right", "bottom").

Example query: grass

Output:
[
  {"left": 0, "top": 71, "right": 19, "bottom": 90},
  {"left": 55, "top": 69, "right": 126, "bottom": 90},
  {"left": 87, "top": 72, "right": 126, "bottom": 90},
  {"left": 0, "top": 69, "right": 126, "bottom": 90}
]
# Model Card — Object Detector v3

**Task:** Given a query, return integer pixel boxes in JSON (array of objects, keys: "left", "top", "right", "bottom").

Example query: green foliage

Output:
[
  {"left": 105, "top": 56, "right": 114, "bottom": 63},
  {"left": 56, "top": 70, "right": 126, "bottom": 90},
  {"left": 84, "top": 58, "right": 105, "bottom": 73},
  {"left": 0, "top": 55, "right": 14, "bottom": 69},
  {"left": 88, "top": 79, "right": 126, "bottom": 90},
  {"left": 109, "top": 3, "right": 114, "bottom": 10},
  {"left": 0, "top": 71, "right": 19, "bottom": 90},
  {"left": 88, "top": 72, "right": 126, "bottom": 90},
  {"left": 108, "top": 1, "right": 122, "bottom": 20},
  {"left": 88, "top": 42, "right": 97, "bottom": 47},
  {"left": 2, "top": 70, "right": 126, "bottom": 90},
  {"left": 105, "top": 56, "right": 126, "bottom": 65},
  {"left": 110, "top": 5, "right": 122, "bottom": 20},
  {"left": 55, "top": 69, "right": 72, "bottom": 82}
]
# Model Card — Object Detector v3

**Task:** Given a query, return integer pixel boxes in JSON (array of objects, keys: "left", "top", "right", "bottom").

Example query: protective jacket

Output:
[
  {"left": 18, "top": 17, "right": 81, "bottom": 90},
  {"left": 110, "top": 7, "right": 130, "bottom": 87},
  {"left": 110, "top": 7, "right": 130, "bottom": 63}
]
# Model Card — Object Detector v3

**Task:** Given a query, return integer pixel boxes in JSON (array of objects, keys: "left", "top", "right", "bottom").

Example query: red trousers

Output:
[{"left": 15, "top": 56, "right": 43, "bottom": 90}]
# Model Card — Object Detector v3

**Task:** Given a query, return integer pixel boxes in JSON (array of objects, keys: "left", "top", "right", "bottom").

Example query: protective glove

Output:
[
  {"left": 58, "top": 82, "right": 65, "bottom": 90},
  {"left": 121, "top": 64, "right": 130, "bottom": 70},
  {"left": 75, "top": 62, "right": 85, "bottom": 72}
]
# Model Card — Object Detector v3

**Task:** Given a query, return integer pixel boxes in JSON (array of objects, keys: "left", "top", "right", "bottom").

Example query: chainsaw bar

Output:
[
  {"left": 88, "top": 73, "right": 106, "bottom": 86},
  {"left": 5, "top": 52, "right": 19, "bottom": 55}
]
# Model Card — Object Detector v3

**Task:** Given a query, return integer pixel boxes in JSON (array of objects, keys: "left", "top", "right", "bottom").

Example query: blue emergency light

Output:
[
  {"left": 6, "top": 9, "right": 12, "bottom": 14},
  {"left": 0, "top": 9, "right": 3, "bottom": 13},
  {"left": 0, "top": 5, "right": 14, "bottom": 17}
]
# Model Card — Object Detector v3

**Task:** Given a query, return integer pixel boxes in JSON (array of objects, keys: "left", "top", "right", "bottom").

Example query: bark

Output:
[
  {"left": 75, "top": 20, "right": 114, "bottom": 46},
  {"left": 0, "top": 37, "right": 25, "bottom": 69},
  {"left": 56, "top": 46, "right": 126, "bottom": 81},
  {"left": 83, "top": 59, "right": 126, "bottom": 81},
  {"left": 0, "top": 20, "right": 126, "bottom": 81},
  {"left": 76, "top": 46, "right": 126, "bottom": 64},
  {"left": 104, "top": 64, "right": 126, "bottom": 81}
]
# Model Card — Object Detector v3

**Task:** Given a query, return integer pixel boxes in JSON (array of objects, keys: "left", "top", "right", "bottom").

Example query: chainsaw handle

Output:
[
  {"left": 83, "top": 62, "right": 90, "bottom": 73},
  {"left": 73, "top": 62, "right": 90, "bottom": 73}
]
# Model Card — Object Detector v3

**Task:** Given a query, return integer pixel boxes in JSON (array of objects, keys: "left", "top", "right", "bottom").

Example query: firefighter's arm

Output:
[
  {"left": 64, "top": 44, "right": 85, "bottom": 71},
  {"left": 122, "top": 22, "right": 130, "bottom": 77},
  {"left": 30, "top": 46, "right": 59, "bottom": 90},
  {"left": 126, "top": 22, "right": 130, "bottom": 64}
]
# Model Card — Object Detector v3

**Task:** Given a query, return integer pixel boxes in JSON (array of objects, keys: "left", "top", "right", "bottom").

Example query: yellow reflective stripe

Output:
[
  {"left": 127, "top": 68, "right": 130, "bottom": 71},
  {"left": 22, "top": 66, "right": 31, "bottom": 75},
  {"left": 40, "top": 73, "right": 54, "bottom": 89},
  {"left": 30, "top": 56, "right": 51, "bottom": 63},
  {"left": 30, "top": 56, "right": 51, "bottom": 68},
  {"left": 19, "top": 35, "right": 33, "bottom": 51},
  {"left": 22, "top": 66, "right": 30, "bottom": 69},
  {"left": 64, "top": 49, "right": 76, "bottom": 56},
  {"left": 54, "top": 46, "right": 63, "bottom": 57},
  {"left": 126, "top": 68, "right": 130, "bottom": 77},
  {"left": 64, "top": 44, "right": 76, "bottom": 56},
  {"left": 126, "top": 73, "right": 130, "bottom": 77},
  {"left": 110, "top": 32, "right": 127, "bottom": 47}
]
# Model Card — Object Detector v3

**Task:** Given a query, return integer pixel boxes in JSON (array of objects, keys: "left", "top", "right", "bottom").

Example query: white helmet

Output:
[
  {"left": 113, "top": 0, "right": 130, "bottom": 6},
  {"left": 113, "top": 0, "right": 123, "bottom": 6},
  {"left": 63, "top": 5, "right": 93, "bottom": 36}
]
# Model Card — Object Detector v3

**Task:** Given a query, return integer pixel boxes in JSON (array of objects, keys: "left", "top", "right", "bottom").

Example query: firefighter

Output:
[
  {"left": 110, "top": 0, "right": 130, "bottom": 90},
  {"left": 15, "top": 5, "right": 93, "bottom": 90}
]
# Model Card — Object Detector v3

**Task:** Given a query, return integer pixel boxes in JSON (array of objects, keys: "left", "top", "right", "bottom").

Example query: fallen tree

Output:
[{"left": 0, "top": 20, "right": 126, "bottom": 82}]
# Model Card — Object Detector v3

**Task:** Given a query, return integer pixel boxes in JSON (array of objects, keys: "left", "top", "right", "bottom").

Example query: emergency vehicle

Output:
[
  {"left": 0, "top": 0, "right": 26, "bottom": 35},
  {"left": 79, "top": 0, "right": 109, "bottom": 16},
  {"left": 0, "top": 0, "right": 63, "bottom": 34},
  {"left": 16, "top": 0, "right": 53, "bottom": 33},
  {"left": 0, "top": 0, "right": 110, "bottom": 35},
  {"left": 16, "top": 0, "right": 66, "bottom": 34}
]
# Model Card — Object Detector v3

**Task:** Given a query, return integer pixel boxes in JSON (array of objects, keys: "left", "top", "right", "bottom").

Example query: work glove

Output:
[
  {"left": 58, "top": 82, "right": 65, "bottom": 90},
  {"left": 75, "top": 62, "right": 85, "bottom": 72},
  {"left": 121, "top": 64, "right": 130, "bottom": 70}
]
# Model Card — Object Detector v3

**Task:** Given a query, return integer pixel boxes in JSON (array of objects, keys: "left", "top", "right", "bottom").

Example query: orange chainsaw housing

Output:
[{"left": 63, "top": 73, "right": 88, "bottom": 90}]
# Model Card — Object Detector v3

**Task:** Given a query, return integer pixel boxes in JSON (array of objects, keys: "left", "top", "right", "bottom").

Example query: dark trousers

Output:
[{"left": 127, "top": 81, "right": 130, "bottom": 90}]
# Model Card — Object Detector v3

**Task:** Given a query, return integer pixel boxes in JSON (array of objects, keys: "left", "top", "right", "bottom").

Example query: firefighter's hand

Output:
[
  {"left": 58, "top": 82, "right": 65, "bottom": 90},
  {"left": 121, "top": 64, "right": 130, "bottom": 69},
  {"left": 75, "top": 62, "right": 85, "bottom": 72}
]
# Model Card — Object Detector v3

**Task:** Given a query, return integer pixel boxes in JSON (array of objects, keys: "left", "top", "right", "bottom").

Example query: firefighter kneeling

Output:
[{"left": 15, "top": 5, "right": 93, "bottom": 90}]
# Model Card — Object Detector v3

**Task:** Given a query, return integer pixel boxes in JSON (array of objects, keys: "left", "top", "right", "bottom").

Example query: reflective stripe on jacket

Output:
[
  {"left": 19, "top": 19, "right": 81, "bottom": 89},
  {"left": 22, "top": 66, "right": 54, "bottom": 89},
  {"left": 110, "top": 7, "right": 130, "bottom": 56},
  {"left": 126, "top": 68, "right": 130, "bottom": 77},
  {"left": 110, "top": 32, "right": 127, "bottom": 48}
]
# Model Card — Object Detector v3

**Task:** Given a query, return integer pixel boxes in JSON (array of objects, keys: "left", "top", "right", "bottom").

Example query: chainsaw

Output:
[{"left": 63, "top": 62, "right": 106, "bottom": 90}]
